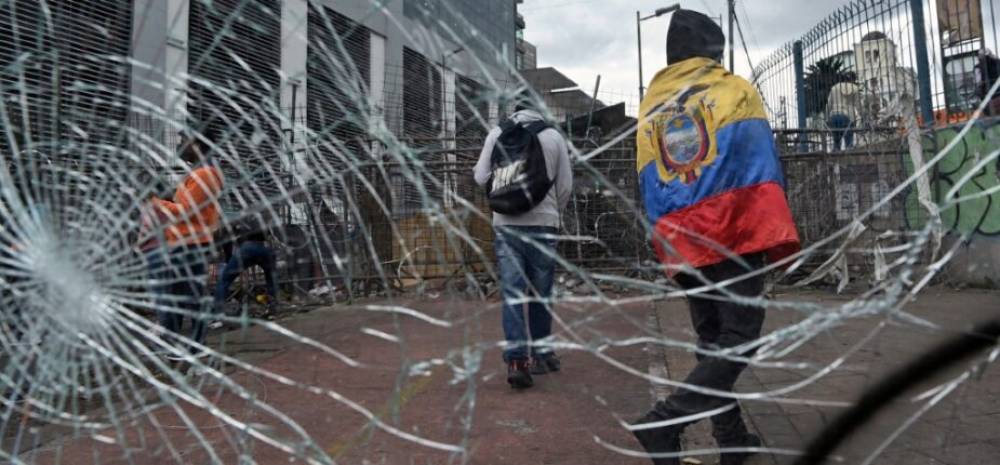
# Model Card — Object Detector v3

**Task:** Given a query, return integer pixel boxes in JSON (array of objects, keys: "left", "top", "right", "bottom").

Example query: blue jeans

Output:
[
  {"left": 495, "top": 226, "right": 557, "bottom": 362},
  {"left": 213, "top": 241, "right": 277, "bottom": 313},
  {"left": 146, "top": 245, "right": 209, "bottom": 347},
  {"left": 827, "top": 113, "right": 855, "bottom": 151}
]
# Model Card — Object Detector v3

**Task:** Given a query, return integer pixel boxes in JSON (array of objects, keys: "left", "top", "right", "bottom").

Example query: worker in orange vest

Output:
[{"left": 146, "top": 130, "right": 225, "bottom": 356}]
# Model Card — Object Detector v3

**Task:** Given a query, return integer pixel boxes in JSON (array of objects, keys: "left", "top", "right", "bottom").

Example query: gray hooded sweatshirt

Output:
[{"left": 473, "top": 110, "right": 573, "bottom": 228}]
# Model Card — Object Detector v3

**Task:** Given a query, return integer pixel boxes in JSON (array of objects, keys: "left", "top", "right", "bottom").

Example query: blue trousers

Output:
[
  {"left": 828, "top": 113, "right": 855, "bottom": 151},
  {"left": 146, "top": 245, "right": 209, "bottom": 347},
  {"left": 494, "top": 226, "right": 557, "bottom": 362},
  {"left": 213, "top": 241, "right": 277, "bottom": 313}
]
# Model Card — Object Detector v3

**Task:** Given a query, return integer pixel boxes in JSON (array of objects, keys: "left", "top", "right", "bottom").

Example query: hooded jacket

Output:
[
  {"left": 474, "top": 110, "right": 573, "bottom": 228},
  {"left": 637, "top": 9, "right": 800, "bottom": 273}
]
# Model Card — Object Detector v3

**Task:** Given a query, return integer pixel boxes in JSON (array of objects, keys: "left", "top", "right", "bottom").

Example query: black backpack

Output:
[{"left": 486, "top": 119, "right": 554, "bottom": 215}]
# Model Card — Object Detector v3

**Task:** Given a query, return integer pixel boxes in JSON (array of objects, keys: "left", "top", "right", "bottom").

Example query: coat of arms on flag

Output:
[{"left": 646, "top": 102, "right": 717, "bottom": 184}]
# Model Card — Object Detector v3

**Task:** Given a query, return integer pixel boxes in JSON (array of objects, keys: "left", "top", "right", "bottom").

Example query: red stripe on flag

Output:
[{"left": 651, "top": 182, "right": 800, "bottom": 274}]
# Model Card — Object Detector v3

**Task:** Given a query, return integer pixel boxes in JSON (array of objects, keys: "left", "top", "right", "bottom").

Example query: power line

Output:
[
  {"left": 733, "top": 9, "right": 757, "bottom": 79},
  {"left": 734, "top": 10, "right": 775, "bottom": 115},
  {"left": 737, "top": 0, "right": 762, "bottom": 58}
]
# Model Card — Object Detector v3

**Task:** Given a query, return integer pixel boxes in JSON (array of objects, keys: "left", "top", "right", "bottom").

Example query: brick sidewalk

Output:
[
  {"left": 27, "top": 297, "right": 661, "bottom": 464},
  {"left": 18, "top": 288, "right": 1000, "bottom": 465},
  {"left": 653, "top": 288, "right": 1000, "bottom": 465}
]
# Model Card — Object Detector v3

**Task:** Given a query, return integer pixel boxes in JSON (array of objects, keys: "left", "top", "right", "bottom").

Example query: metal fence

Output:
[
  {"left": 780, "top": 148, "right": 914, "bottom": 280},
  {"left": 754, "top": 0, "right": 1000, "bottom": 153},
  {"left": 16, "top": 0, "right": 963, "bottom": 299},
  {"left": 233, "top": 134, "right": 923, "bottom": 298},
  {"left": 251, "top": 137, "right": 648, "bottom": 299}
]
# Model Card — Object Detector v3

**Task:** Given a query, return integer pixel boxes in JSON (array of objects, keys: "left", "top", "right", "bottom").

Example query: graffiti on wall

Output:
[{"left": 904, "top": 119, "right": 1000, "bottom": 236}]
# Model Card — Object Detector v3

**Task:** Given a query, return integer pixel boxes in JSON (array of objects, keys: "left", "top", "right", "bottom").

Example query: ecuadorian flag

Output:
[{"left": 637, "top": 57, "right": 800, "bottom": 273}]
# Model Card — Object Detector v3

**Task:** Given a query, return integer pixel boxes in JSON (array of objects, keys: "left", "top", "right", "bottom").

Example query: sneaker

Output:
[
  {"left": 208, "top": 320, "right": 224, "bottom": 330},
  {"left": 530, "top": 353, "right": 561, "bottom": 375},
  {"left": 506, "top": 359, "right": 533, "bottom": 389},
  {"left": 719, "top": 433, "right": 761, "bottom": 465},
  {"left": 632, "top": 410, "right": 682, "bottom": 465}
]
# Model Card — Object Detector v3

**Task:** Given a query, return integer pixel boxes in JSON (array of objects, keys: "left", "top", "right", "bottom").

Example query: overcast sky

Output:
[{"left": 519, "top": 0, "right": 855, "bottom": 104}]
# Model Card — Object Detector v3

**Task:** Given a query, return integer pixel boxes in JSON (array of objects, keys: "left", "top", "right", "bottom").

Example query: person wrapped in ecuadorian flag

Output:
[
  {"left": 630, "top": 9, "right": 801, "bottom": 465},
  {"left": 636, "top": 13, "right": 800, "bottom": 274}
]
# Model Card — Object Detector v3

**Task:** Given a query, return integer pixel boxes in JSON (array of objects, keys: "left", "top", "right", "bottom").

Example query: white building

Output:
[{"left": 853, "top": 31, "right": 917, "bottom": 118}]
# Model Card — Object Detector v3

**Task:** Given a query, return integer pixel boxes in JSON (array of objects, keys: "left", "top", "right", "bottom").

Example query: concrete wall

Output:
[
  {"left": 782, "top": 116, "right": 1000, "bottom": 287},
  {"left": 129, "top": 0, "right": 189, "bottom": 141},
  {"left": 905, "top": 117, "right": 1000, "bottom": 287}
]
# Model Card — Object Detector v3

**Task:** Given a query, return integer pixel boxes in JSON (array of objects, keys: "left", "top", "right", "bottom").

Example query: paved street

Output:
[{"left": 21, "top": 287, "right": 1000, "bottom": 465}]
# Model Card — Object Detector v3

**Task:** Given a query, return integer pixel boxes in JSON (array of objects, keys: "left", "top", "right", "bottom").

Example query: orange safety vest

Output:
[{"left": 153, "top": 165, "right": 224, "bottom": 247}]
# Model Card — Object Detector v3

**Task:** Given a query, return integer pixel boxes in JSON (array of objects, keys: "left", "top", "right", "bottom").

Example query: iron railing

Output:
[{"left": 753, "top": 0, "right": 999, "bottom": 153}]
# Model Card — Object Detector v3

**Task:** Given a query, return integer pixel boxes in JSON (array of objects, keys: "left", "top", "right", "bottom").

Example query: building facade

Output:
[
  {"left": 129, "top": 0, "right": 518, "bottom": 155},
  {"left": 516, "top": 39, "right": 537, "bottom": 71},
  {"left": 852, "top": 31, "right": 916, "bottom": 117},
  {"left": 515, "top": 11, "right": 536, "bottom": 71},
  {"left": 0, "top": 0, "right": 517, "bottom": 159},
  {"left": 0, "top": 0, "right": 520, "bottom": 249},
  {"left": 520, "top": 67, "right": 604, "bottom": 123}
]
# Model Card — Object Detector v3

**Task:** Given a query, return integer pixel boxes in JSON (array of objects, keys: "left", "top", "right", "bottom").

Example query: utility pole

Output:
[
  {"left": 637, "top": 5, "right": 681, "bottom": 100},
  {"left": 728, "top": 0, "right": 735, "bottom": 72},
  {"left": 637, "top": 10, "right": 644, "bottom": 100}
]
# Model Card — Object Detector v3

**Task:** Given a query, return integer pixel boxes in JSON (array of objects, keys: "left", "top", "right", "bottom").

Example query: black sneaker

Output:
[
  {"left": 719, "top": 433, "right": 761, "bottom": 465},
  {"left": 632, "top": 410, "right": 682, "bottom": 465},
  {"left": 506, "top": 359, "right": 533, "bottom": 389},
  {"left": 530, "top": 353, "right": 561, "bottom": 375}
]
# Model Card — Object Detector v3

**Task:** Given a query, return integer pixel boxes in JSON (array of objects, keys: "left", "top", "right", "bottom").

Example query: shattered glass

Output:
[{"left": 1, "top": 0, "right": 999, "bottom": 464}]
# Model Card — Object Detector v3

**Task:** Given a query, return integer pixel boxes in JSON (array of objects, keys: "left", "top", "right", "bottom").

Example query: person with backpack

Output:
[
  {"left": 473, "top": 93, "right": 572, "bottom": 389},
  {"left": 631, "top": 9, "right": 800, "bottom": 465}
]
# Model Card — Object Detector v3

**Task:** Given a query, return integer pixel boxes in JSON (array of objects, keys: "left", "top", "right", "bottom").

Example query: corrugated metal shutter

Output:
[
  {"left": 398, "top": 47, "right": 442, "bottom": 214},
  {"left": 188, "top": 0, "right": 282, "bottom": 196},
  {"left": 0, "top": 0, "right": 132, "bottom": 228},
  {"left": 402, "top": 47, "right": 442, "bottom": 141},
  {"left": 455, "top": 75, "right": 487, "bottom": 141},
  {"left": 0, "top": 0, "right": 133, "bottom": 161},
  {"left": 304, "top": 5, "right": 373, "bottom": 274},
  {"left": 307, "top": 5, "right": 370, "bottom": 161},
  {"left": 455, "top": 75, "right": 487, "bottom": 201}
]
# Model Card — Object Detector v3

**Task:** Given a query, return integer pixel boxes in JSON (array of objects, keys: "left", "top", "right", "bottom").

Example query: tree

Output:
[{"left": 804, "top": 57, "right": 857, "bottom": 117}]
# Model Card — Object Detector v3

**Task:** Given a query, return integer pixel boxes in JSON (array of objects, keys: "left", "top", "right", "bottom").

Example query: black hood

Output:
[{"left": 666, "top": 9, "right": 725, "bottom": 65}]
